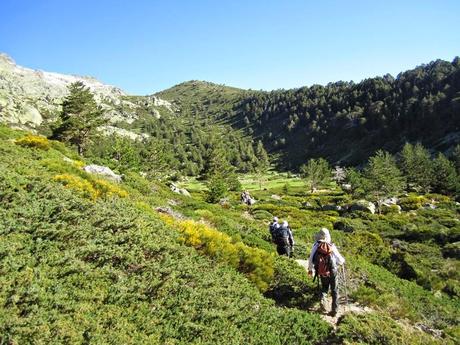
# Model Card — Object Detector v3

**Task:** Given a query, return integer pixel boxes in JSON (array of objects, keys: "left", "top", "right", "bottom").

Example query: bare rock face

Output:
[
  {"left": 83, "top": 164, "right": 122, "bottom": 183},
  {"left": 0, "top": 53, "right": 174, "bottom": 132}
]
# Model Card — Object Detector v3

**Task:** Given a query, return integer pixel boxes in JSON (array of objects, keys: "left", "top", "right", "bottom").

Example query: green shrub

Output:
[
  {"left": 399, "top": 195, "right": 428, "bottom": 210},
  {"left": 336, "top": 313, "right": 444, "bottom": 345}
]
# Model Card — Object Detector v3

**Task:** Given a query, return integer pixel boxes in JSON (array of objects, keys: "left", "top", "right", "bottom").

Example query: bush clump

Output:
[
  {"left": 53, "top": 173, "right": 97, "bottom": 199},
  {"left": 336, "top": 313, "right": 443, "bottom": 345},
  {"left": 15, "top": 134, "right": 51, "bottom": 150},
  {"left": 53, "top": 174, "right": 128, "bottom": 200},
  {"left": 161, "top": 215, "right": 274, "bottom": 291}
]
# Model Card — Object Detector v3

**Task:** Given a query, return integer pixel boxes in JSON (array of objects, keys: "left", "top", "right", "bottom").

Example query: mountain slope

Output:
[{"left": 158, "top": 58, "right": 460, "bottom": 169}]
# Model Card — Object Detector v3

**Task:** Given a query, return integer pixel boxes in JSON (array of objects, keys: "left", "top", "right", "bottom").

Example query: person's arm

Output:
[
  {"left": 308, "top": 242, "right": 318, "bottom": 273},
  {"left": 288, "top": 228, "right": 295, "bottom": 246},
  {"left": 332, "top": 245, "right": 345, "bottom": 266}
]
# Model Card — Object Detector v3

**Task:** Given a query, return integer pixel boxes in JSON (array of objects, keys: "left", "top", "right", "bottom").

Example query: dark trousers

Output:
[
  {"left": 276, "top": 245, "right": 292, "bottom": 258},
  {"left": 320, "top": 273, "right": 339, "bottom": 312}
]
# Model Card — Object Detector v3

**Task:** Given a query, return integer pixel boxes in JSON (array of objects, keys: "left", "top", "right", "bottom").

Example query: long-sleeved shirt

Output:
[{"left": 307, "top": 240, "right": 345, "bottom": 272}]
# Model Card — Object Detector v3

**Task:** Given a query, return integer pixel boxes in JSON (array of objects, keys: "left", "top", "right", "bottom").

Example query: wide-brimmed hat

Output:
[{"left": 316, "top": 227, "right": 331, "bottom": 242}]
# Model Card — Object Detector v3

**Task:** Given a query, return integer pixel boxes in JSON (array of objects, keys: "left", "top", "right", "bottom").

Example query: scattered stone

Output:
[
  {"left": 271, "top": 194, "right": 282, "bottom": 200},
  {"left": 341, "top": 184, "right": 352, "bottom": 192},
  {"left": 155, "top": 206, "right": 184, "bottom": 219},
  {"left": 423, "top": 203, "right": 437, "bottom": 210},
  {"left": 415, "top": 323, "right": 444, "bottom": 338},
  {"left": 169, "top": 183, "right": 191, "bottom": 197},
  {"left": 168, "top": 199, "right": 180, "bottom": 206},
  {"left": 391, "top": 239, "right": 401, "bottom": 249},
  {"left": 380, "top": 197, "right": 399, "bottom": 205},
  {"left": 83, "top": 164, "right": 122, "bottom": 182},
  {"left": 349, "top": 200, "right": 376, "bottom": 214}
]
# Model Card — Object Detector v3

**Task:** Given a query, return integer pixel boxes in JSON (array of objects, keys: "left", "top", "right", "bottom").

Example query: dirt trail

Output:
[{"left": 295, "top": 259, "right": 372, "bottom": 328}]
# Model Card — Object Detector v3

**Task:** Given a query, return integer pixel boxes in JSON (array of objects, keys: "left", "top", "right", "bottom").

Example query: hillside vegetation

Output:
[
  {"left": 1, "top": 125, "right": 459, "bottom": 344},
  {"left": 158, "top": 58, "right": 460, "bottom": 169}
]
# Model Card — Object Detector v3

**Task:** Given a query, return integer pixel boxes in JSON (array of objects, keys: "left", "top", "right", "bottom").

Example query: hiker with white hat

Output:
[{"left": 308, "top": 227, "right": 345, "bottom": 316}]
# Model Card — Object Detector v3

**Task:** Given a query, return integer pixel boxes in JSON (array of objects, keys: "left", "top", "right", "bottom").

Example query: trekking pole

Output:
[{"left": 341, "top": 264, "right": 350, "bottom": 310}]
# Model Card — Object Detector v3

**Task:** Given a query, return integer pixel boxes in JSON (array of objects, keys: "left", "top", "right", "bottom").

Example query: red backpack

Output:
[{"left": 313, "top": 242, "right": 333, "bottom": 277}]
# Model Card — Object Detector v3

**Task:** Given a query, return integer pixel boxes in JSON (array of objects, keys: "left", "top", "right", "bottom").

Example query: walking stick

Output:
[{"left": 341, "top": 264, "right": 350, "bottom": 310}]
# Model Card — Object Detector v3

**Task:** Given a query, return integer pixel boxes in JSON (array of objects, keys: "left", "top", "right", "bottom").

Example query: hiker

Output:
[
  {"left": 241, "top": 190, "right": 255, "bottom": 205},
  {"left": 273, "top": 220, "right": 295, "bottom": 257},
  {"left": 308, "top": 227, "right": 345, "bottom": 316},
  {"left": 268, "top": 216, "right": 280, "bottom": 239}
]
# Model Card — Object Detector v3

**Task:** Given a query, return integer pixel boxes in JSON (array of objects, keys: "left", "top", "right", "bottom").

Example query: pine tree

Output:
[
  {"left": 254, "top": 140, "right": 270, "bottom": 190},
  {"left": 299, "top": 158, "right": 331, "bottom": 193},
  {"left": 399, "top": 143, "right": 433, "bottom": 193},
  {"left": 364, "top": 150, "right": 405, "bottom": 212},
  {"left": 452, "top": 144, "right": 460, "bottom": 175},
  {"left": 52, "top": 81, "right": 105, "bottom": 155},
  {"left": 432, "top": 153, "right": 458, "bottom": 195}
]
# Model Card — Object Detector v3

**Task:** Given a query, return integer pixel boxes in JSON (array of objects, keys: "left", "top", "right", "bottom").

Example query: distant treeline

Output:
[{"left": 233, "top": 58, "right": 460, "bottom": 168}]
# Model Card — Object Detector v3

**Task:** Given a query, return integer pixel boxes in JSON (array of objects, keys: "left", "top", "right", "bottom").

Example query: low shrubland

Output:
[{"left": 1, "top": 125, "right": 459, "bottom": 344}]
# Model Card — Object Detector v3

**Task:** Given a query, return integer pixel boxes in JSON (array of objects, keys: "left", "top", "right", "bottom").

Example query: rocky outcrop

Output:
[
  {"left": 83, "top": 164, "right": 122, "bottom": 183},
  {"left": 0, "top": 53, "right": 174, "bottom": 131}
]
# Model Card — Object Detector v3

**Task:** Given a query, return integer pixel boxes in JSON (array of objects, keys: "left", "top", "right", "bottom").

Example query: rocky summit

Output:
[{"left": 0, "top": 53, "right": 174, "bottom": 135}]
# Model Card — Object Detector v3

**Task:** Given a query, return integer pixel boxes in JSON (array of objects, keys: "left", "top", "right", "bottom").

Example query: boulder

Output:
[
  {"left": 341, "top": 184, "right": 352, "bottom": 192},
  {"left": 170, "top": 183, "right": 191, "bottom": 197},
  {"left": 349, "top": 200, "right": 376, "bottom": 214},
  {"left": 83, "top": 164, "right": 122, "bottom": 183},
  {"left": 380, "top": 197, "right": 399, "bottom": 206}
]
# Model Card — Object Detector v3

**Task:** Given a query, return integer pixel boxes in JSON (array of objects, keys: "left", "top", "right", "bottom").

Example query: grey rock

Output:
[
  {"left": 341, "top": 183, "right": 352, "bottom": 192},
  {"left": 170, "top": 183, "right": 191, "bottom": 197},
  {"left": 83, "top": 164, "right": 122, "bottom": 183},
  {"left": 349, "top": 200, "right": 376, "bottom": 214}
]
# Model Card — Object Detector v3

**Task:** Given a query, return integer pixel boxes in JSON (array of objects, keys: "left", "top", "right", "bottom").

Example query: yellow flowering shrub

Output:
[
  {"left": 53, "top": 174, "right": 128, "bottom": 200},
  {"left": 15, "top": 134, "right": 51, "bottom": 150},
  {"left": 53, "top": 174, "right": 97, "bottom": 200},
  {"left": 160, "top": 215, "right": 274, "bottom": 291},
  {"left": 93, "top": 179, "right": 128, "bottom": 198}
]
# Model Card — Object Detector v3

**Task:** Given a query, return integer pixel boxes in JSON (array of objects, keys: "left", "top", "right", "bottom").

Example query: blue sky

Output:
[{"left": 1, "top": 0, "right": 459, "bottom": 95}]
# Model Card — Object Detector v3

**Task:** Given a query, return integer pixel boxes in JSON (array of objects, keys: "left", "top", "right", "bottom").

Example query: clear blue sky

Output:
[{"left": 1, "top": 0, "right": 459, "bottom": 95}]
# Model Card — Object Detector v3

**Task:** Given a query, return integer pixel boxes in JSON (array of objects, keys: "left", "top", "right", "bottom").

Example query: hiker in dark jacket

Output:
[
  {"left": 274, "top": 221, "right": 295, "bottom": 257},
  {"left": 269, "top": 216, "right": 280, "bottom": 239},
  {"left": 308, "top": 227, "right": 345, "bottom": 316}
]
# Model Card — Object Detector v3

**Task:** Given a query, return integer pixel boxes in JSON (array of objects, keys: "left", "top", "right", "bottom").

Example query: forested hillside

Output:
[{"left": 159, "top": 58, "right": 460, "bottom": 169}]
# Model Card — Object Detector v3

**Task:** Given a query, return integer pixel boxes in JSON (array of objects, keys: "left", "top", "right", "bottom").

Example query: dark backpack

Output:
[
  {"left": 313, "top": 242, "right": 333, "bottom": 277},
  {"left": 273, "top": 226, "right": 290, "bottom": 246}
]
